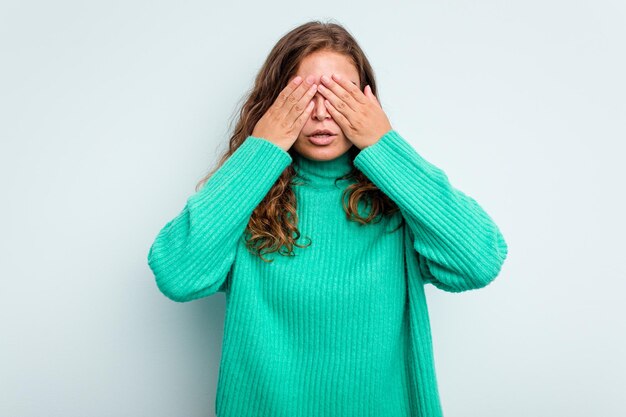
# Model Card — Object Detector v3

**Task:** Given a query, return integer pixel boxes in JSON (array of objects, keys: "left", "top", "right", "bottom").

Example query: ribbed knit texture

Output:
[{"left": 147, "top": 130, "right": 509, "bottom": 417}]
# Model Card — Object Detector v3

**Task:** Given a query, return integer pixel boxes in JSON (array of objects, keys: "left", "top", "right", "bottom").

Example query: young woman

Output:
[{"left": 147, "top": 20, "right": 508, "bottom": 417}]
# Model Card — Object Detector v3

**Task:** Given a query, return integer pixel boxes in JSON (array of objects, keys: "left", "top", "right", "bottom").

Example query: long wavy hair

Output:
[{"left": 196, "top": 20, "right": 403, "bottom": 262}]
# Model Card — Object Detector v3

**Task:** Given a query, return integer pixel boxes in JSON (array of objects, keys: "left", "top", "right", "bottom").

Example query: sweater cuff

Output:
[
  {"left": 240, "top": 135, "right": 293, "bottom": 171},
  {"left": 191, "top": 135, "right": 292, "bottom": 213},
  {"left": 353, "top": 129, "right": 442, "bottom": 183},
  {"left": 208, "top": 135, "right": 292, "bottom": 189}
]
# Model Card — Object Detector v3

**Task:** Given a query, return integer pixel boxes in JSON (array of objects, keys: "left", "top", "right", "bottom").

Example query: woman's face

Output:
[{"left": 288, "top": 50, "right": 361, "bottom": 161}]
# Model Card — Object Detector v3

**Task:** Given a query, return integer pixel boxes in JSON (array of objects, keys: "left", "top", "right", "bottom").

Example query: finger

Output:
[
  {"left": 318, "top": 82, "right": 357, "bottom": 120},
  {"left": 286, "top": 82, "right": 318, "bottom": 125},
  {"left": 293, "top": 100, "right": 316, "bottom": 131},
  {"left": 365, "top": 85, "right": 382, "bottom": 108},
  {"left": 331, "top": 73, "right": 368, "bottom": 105},
  {"left": 274, "top": 76, "right": 304, "bottom": 110},
  {"left": 319, "top": 74, "right": 359, "bottom": 113},
  {"left": 282, "top": 76, "right": 316, "bottom": 114},
  {"left": 323, "top": 99, "right": 351, "bottom": 132}
]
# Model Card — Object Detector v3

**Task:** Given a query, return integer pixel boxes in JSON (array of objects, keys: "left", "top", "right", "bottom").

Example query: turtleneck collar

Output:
[{"left": 292, "top": 150, "right": 354, "bottom": 188}]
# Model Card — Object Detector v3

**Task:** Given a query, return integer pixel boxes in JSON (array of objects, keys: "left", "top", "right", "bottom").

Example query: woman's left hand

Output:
[{"left": 318, "top": 73, "right": 393, "bottom": 149}]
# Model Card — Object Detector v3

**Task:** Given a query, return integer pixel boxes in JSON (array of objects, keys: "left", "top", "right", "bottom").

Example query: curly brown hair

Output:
[{"left": 196, "top": 20, "right": 403, "bottom": 262}]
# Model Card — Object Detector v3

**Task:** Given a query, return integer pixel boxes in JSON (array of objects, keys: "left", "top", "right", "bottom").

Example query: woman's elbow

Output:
[
  {"left": 148, "top": 250, "right": 229, "bottom": 303},
  {"left": 472, "top": 231, "right": 509, "bottom": 289}
]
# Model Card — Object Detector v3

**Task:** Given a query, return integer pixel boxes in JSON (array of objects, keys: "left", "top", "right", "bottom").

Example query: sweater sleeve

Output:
[
  {"left": 147, "top": 136, "right": 293, "bottom": 302},
  {"left": 353, "top": 129, "right": 508, "bottom": 293}
]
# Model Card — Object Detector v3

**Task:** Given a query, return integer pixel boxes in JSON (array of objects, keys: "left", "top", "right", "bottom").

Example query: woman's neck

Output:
[{"left": 292, "top": 150, "right": 354, "bottom": 188}]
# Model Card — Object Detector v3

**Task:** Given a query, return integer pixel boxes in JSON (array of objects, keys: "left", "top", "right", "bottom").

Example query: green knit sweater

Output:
[{"left": 147, "top": 129, "right": 508, "bottom": 417}]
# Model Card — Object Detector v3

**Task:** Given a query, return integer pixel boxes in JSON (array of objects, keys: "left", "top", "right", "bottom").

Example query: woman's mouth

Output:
[{"left": 308, "top": 133, "right": 337, "bottom": 145}]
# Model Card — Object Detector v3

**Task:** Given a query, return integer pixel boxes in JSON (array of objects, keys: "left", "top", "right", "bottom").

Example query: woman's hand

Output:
[
  {"left": 252, "top": 75, "right": 318, "bottom": 152},
  {"left": 317, "top": 73, "right": 392, "bottom": 149}
]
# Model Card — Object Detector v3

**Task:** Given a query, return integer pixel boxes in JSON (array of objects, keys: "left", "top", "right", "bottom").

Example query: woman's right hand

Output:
[{"left": 251, "top": 75, "right": 318, "bottom": 151}]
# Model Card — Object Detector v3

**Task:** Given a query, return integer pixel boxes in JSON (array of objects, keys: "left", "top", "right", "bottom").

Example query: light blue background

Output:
[{"left": 1, "top": 1, "right": 624, "bottom": 416}]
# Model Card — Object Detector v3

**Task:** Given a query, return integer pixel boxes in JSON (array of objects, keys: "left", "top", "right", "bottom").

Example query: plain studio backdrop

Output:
[{"left": 1, "top": 1, "right": 624, "bottom": 416}]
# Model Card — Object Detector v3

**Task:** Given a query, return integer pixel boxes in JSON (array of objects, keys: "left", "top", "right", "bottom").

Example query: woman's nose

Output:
[{"left": 312, "top": 93, "right": 329, "bottom": 119}]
